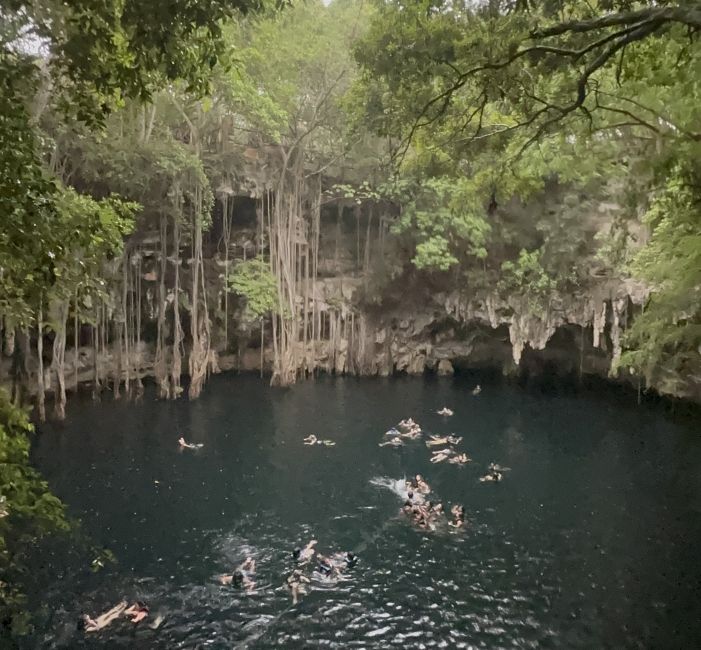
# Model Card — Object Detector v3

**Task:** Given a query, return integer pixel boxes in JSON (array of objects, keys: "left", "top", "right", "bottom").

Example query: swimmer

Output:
[
  {"left": 472, "top": 384, "right": 482, "bottom": 395},
  {"left": 406, "top": 490, "right": 425, "bottom": 506},
  {"left": 437, "top": 407, "right": 454, "bottom": 416},
  {"left": 80, "top": 601, "right": 127, "bottom": 633},
  {"left": 178, "top": 437, "right": 203, "bottom": 449},
  {"left": 426, "top": 434, "right": 462, "bottom": 447},
  {"left": 415, "top": 474, "right": 431, "bottom": 494},
  {"left": 479, "top": 469, "right": 503, "bottom": 482},
  {"left": 220, "top": 556, "right": 256, "bottom": 591},
  {"left": 400, "top": 427, "right": 422, "bottom": 440},
  {"left": 412, "top": 504, "right": 434, "bottom": 530},
  {"left": 398, "top": 418, "right": 416, "bottom": 429},
  {"left": 329, "top": 551, "right": 358, "bottom": 569},
  {"left": 385, "top": 427, "right": 401, "bottom": 437},
  {"left": 430, "top": 448, "right": 455, "bottom": 464},
  {"left": 293, "top": 539, "right": 318, "bottom": 563},
  {"left": 448, "top": 452, "right": 471, "bottom": 465},
  {"left": 488, "top": 462, "right": 510, "bottom": 472},
  {"left": 430, "top": 502, "right": 444, "bottom": 516},
  {"left": 449, "top": 504, "right": 466, "bottom": 528},
  {"left": 286, "top": 569, "right": 311, "bottom": 605},
  {"left": 124, "top": 602, "right": 149, "bottom": 624},
  {"left": 316, "top": 554, "right": 337, "bottom": 577},
  {"left": 303, "top": 435, "right": 318, "bottom": 445},
  {"left": 379, "top": 437, "right": 404, "bottom": 447}
]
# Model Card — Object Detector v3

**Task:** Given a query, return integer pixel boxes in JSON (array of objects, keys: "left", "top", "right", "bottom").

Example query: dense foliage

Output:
[
  {"left": 0, "top": 390, "right": 68, "bottom": 636},
  {"left": 228, "top": 257, "right": 279, "bottom": 322},
  {"left": 0, "top": 0, "right": 700, "bottom": 635},
  {"left": 354, "top": 0, "right": 701, "bottom": 376}
]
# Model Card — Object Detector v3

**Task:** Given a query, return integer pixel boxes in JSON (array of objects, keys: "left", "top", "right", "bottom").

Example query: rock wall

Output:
[{"left": 3, "top": 182, "right": 699, "bottom": 409}]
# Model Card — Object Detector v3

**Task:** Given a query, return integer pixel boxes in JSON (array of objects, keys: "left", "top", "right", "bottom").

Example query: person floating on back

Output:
[
  {"left": 437, "top": 407, "right": 454, "bottom": 416},
  {"left": 430, "top": 448, "right": 455, "bottom": 463},
  {"left": 472, "top": 385, "right": 482, "bottom": 395},
  {"left": 178, "top": 436, "right": 203, "bottom": 449},
  {"left": 304, "top": 435, "right": 335, "bottom": 446},
  {"left": 426, "top": 434, "right": 462, "bottom": 448},
  {"left": 80, "top": 601, "right": 127, "bottom": 633}
]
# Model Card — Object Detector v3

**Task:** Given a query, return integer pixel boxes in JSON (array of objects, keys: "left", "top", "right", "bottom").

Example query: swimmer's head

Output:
[
  {"left": 233, "top": 570, "right": 244, "bottom": 587},
  {"left": 407, "top": 491, "right": 414, "bottom": 500},
  {"left": 292, "top": 547, "right": 301, "bottom": 560},
  {"left": 346, "top": 552, "right": 357, "bottom": 566}
]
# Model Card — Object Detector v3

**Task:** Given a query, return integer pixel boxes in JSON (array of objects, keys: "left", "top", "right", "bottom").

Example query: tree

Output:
[
  {"left": 228, "top": 257, "right": 279, "bottom": 323},
  {"left": 0, "top": 389, "right": 68, "bottom": 637},
  {"left": 355, "top": 0, "right": 701, "bottom": 387}
]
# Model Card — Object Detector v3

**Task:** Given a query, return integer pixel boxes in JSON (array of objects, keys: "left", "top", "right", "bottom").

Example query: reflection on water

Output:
[{"left": 31, "top": 374, "right": 701, "bottom": 649}]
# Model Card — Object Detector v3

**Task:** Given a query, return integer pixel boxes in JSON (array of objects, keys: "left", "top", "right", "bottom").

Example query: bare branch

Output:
[{"left": 533, "top": 7, "right": 701, "bottom": 38}]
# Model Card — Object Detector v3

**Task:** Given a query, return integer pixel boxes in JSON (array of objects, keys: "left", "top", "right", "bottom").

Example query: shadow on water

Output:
[{"left": 27, "top": 373, "right": 701, "bottom": 649}]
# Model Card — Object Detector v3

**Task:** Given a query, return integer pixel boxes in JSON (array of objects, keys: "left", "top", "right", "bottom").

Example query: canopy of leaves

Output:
[
  {"left": 355, "top": 0, "right": 701, "bottom": 376},
  {"left": 1, "top": 0, "right": 274, "bottom": 123}
]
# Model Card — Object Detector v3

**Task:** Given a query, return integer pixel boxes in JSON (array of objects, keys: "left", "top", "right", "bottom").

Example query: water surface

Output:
[{"left": 32, "top": 375, "right": 701, "bottom": 648}]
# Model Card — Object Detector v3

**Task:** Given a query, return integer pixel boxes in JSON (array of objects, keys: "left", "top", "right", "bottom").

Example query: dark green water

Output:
[{"left": 31, "top": 374, "right": 701, "bottom": 649}]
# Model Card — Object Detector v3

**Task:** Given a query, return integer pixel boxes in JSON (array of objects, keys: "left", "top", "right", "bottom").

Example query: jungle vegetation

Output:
[{"left": 1, "top": 0, "right": 700, "bottom": 636}]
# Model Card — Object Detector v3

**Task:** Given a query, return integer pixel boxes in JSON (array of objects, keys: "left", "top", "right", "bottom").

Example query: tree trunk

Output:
[
  {"left": 170, "top": 213, "right": 183, "bottom": 399},
  {"left": 37, "top": 302, "right": 46, "bottom": 422},
  {"left": 52, "top": 299, "right": 69, "bottom": 419},
  {"left": 155, "top": 212, "right": 169, "bottom": 398},
  {"left": 135, "top": 252, "right": 143, "bottom": 396},
  {"left": 188, "top": 187, "right": 211, "bottom": 399},
  {"left": 92, "top": 305, "right": 100, "bottom": 399},
  {"left": 122, "top": 254, "right": 131, "bottom": 396},
  {"left": 73, "top": 289, "right": 79, "bottom": 393}
]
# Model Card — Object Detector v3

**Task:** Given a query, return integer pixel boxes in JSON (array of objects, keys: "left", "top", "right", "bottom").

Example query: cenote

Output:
[{"left": 28, "top": 375, "right": 701, "bottom": 649}]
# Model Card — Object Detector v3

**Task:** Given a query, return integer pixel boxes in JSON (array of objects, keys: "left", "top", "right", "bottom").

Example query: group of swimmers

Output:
[
  {"left": 400, "top": 474, "right": 466, "bottom": 531},
  {"left": 380, "top": 415, "right": 473, "bottom": 466},
  {"left": 214, "top": 540, "right": 358, "bottom": 606},
  {"left": 479, "top": 463, "right": 509, "bottom": 482},
  {"left": 287, "top": 540, "right": 358, "bottom": 604},
  {"left": 379, "top": 417, "right": 422, "bottom": 447},
  {"left": 380, "top": 398, "right": 510, "bottom": 482}
]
